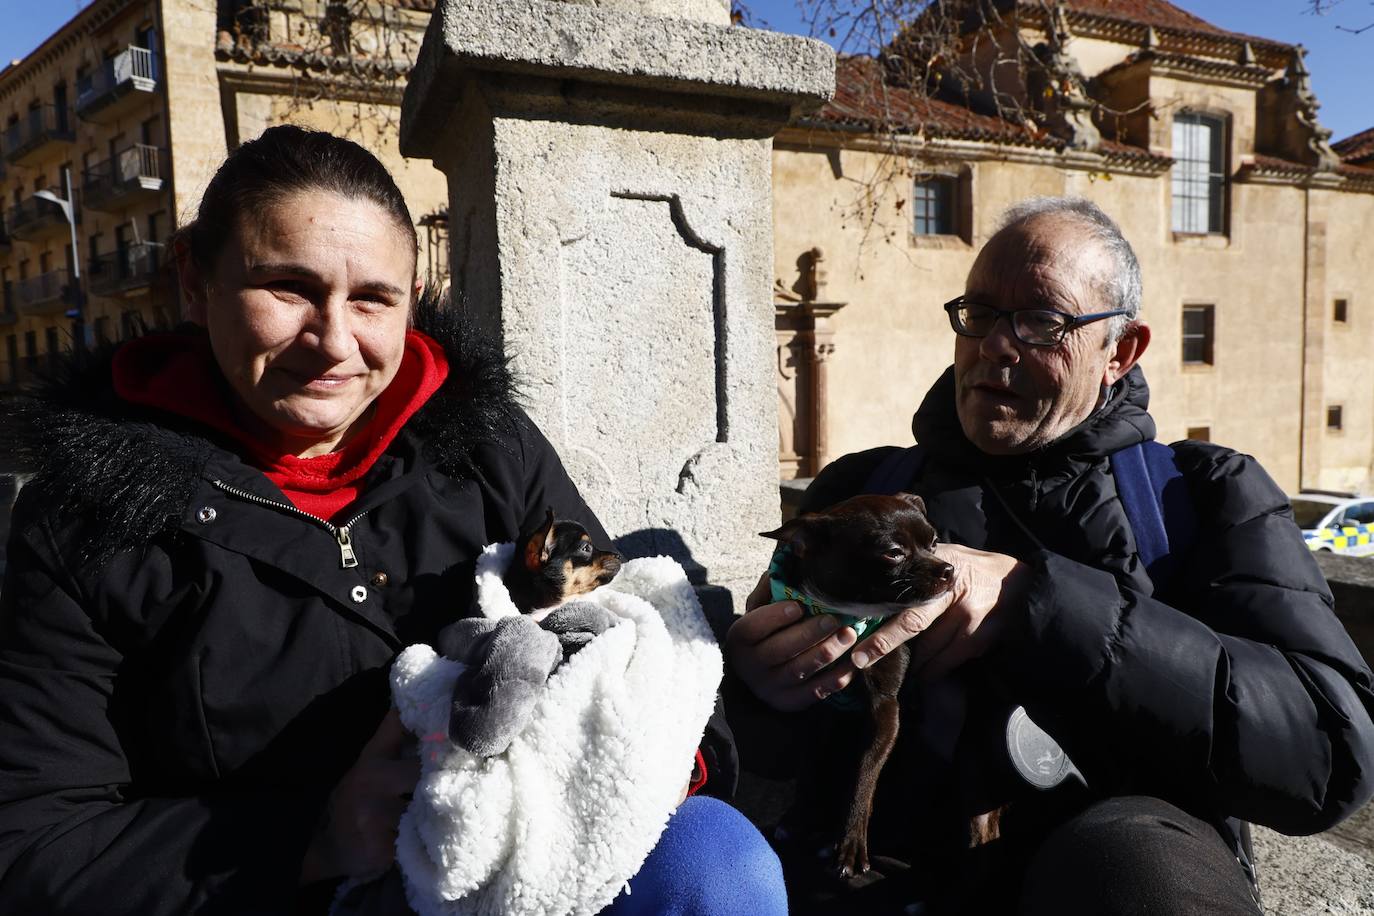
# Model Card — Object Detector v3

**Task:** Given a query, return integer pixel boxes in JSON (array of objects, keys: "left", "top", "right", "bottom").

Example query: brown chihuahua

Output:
[
  {"left": 504, "top": 509, "right": 623, "bottom": 614},
  {"left": 762, "top": 492, "right": 954, "bottom": 877}
]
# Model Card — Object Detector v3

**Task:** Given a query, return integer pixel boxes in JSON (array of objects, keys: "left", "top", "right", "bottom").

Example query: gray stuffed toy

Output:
[{"left": 436, "top": 603, "right": 619, "bottom": 757}]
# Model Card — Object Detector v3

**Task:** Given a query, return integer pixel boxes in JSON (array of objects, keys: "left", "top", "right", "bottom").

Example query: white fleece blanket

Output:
[{"left": 389, "top": 544, "right": 723, "bottom": 916}]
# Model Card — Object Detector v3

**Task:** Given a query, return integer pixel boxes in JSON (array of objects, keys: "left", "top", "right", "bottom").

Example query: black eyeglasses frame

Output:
[{"left": 943, "top": 296, "right": 1130, "bottom": 348}]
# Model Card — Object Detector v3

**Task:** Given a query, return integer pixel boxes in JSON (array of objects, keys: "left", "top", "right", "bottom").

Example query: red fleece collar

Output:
[{"left": 113, "top": 329, "right": 449, "bottom": 510}]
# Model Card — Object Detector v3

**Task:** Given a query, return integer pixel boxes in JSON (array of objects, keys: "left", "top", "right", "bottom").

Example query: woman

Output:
[{"left": 0, "top": 126, "right": 782, "bottom": 914}]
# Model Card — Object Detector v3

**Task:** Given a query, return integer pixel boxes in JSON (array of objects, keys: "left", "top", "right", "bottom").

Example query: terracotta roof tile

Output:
[
  {"left": 814, "top": 56, "right": 1046, "bottom": 143},
  {"left": 1035, "top": 0, "right": 1290, "bottom": 49},
  {"left": 1334, "top": 127, "right": 1374, "bottom": 166},
  {"left": 809, "top": 55, "right": 1171, "bottom": 169}
]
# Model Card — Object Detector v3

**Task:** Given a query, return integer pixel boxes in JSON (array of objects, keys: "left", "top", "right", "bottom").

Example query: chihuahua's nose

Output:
[{"left": 938, "top": 563, "right": 954, "bottom": 582}]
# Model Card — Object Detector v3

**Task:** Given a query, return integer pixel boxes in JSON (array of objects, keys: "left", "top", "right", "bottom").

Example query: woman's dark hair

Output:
[{"left": 181, "top": 125, "right": 417, "bottom": 274}]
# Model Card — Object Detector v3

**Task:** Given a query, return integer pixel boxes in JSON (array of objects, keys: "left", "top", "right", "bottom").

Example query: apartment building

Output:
[
  {"left": 0, "top": 0, "right": 172, "bottom": 387},
  {"left": 0, "top": 0, "right": 447, "bottom": 390}
]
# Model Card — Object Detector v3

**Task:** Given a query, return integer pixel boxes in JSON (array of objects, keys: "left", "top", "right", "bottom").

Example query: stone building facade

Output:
[
  {"left": 2, "top": 0, "right": 1371, "bottom": 498},
  {"left": 0, "top": 0, "right": 449, "bottom": 391},
  {"left": 773, "top": 0, "right": 1374, "bottom": 497}
]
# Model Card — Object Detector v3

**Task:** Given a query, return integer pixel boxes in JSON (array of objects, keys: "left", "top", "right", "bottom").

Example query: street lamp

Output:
[{"left": 34, "top": 167, "right": 86, "bottom": 346}]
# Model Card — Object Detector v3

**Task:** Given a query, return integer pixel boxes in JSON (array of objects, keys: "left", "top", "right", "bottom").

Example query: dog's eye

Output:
[
  {"left": 579, "top": 542, "right": 593, "bottom": 556},
  {"left": 928, "top": 535, "right": 938, "bottom": 550},
  {"left": 883, "top": 546, "right": 906, "bottom": 562}
]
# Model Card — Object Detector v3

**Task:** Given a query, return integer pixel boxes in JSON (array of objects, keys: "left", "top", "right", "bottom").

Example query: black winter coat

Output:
[
  {"left": 0, "top": 310, "right": 732, "bottom": 914},
  {"left": 800, "top": 366, "right": 1374, "bottom": 869}
]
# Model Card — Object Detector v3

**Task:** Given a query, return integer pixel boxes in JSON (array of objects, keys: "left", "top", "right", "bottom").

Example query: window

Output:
[
  {"left": 1182, "top": 305, "right": 1215, "bottom": 365},
  {"left": 1344, "top": 502, "right": 1374, "bottom": 525},
  {"left": 1334, "top": 298, "right": 1349, "bottom": 323},
  {"left": 1172, "top": 113, "right": 1226, "bottom": 234},
  {"left": 913, "top": 176, "right": 957, "bottom": 236},
  {"left": 44, "top": 326, "right": 60, "bottom": 373},
  {"left": 1327, "top": 405, "right": 1343, "bottom": 431},
  {"left": 1185, "top": 426, "right": 1211, "bottom": 442}
]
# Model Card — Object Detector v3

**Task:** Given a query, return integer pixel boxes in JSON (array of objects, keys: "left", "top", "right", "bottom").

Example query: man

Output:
[{"left": 728, "top": 197, "right": 1374, "bottom": 915}]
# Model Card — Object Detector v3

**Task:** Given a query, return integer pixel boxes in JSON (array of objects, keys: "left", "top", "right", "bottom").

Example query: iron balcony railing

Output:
[
  {"left": 83, "top": 144, "right": 166, "bottom": 210},
  {"left": 14, "top": 270, "right": 73, "bottom": 314},
  {"left": 89, "top": 242, "right": 164, "bottom": 297},
  {"left": 3, "top": 105, "right": 75, "bottom": 164},
  {"left": 6, "top": 192, "right": 72, "bottom": 242},
  {"left": 76, "top": 46, "right": 157, "bottom": 115}
]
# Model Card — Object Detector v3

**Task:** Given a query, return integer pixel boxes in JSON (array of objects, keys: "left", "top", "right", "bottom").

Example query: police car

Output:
[{"left": 1290, "top": 494, "right": 1374, "bottom": 556}]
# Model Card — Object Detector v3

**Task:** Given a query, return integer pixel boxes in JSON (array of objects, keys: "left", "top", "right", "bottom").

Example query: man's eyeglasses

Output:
[{"left": 943, "top": 297, "right": 1129, "bottom": 348}]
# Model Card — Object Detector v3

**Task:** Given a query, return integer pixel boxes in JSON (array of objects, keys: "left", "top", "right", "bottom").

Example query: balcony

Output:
[
  {"left": 83, "top": 145, "right": 166, "bottom": 213},
  {"left": 76, "top": 46, "right": 158, "bottom": 125},
  {"left": 3, "top": 105, "right": 76, "bottom": 168},
  {"left": 89, "top": 242, "right": 164, "bottom": 298},
  {"left": 7, "top": 193, "right": 72, "bottom": 244},
  {"left": 14, "top": 270, "right": 75, "bottom": 317}
]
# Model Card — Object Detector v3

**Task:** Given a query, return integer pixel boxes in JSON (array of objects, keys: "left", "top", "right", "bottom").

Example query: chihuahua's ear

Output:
[
  {"left": 759, "top": 516, "right": 812, "bottom": 557},
  {"left": 895, "top": 492, "right": 927, "bottom": 515},
  {"left": 524, "top": 509, "right": 558, "bottom": 571}
]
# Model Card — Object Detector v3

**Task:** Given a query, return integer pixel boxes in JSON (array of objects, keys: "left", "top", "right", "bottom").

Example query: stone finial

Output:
[
  {"left": 1239, "top": 41, "right": 1256, "bottom": 66},
  {"left": 1029, "top": 3, "right": 1101, "bottom": 152},
  {"left": 1142, "top": 25, "right": 1159, "bottom": 49},
  {"left": 1285, "top": 46, "right": 1341, "bottom": 171},
  {"left": 797, "top": 247, "right": 826, "bottom": 302}
]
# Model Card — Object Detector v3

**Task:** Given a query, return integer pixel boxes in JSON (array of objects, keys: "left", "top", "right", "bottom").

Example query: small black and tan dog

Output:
[
  {"left": 504, "top": 509, "right": 623, "bottom": 614},
  {"left": 762, "top": 492, "right": 954, "bottom": 878}
]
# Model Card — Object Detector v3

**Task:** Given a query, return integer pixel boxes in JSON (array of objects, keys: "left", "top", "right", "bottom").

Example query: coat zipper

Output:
[{"left": 210, "top": 479, "right": 369, "bottom": 569}]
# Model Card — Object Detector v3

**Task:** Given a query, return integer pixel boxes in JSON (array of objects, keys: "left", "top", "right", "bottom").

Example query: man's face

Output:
[{"left": 953, "top": 216, "right": 1123, "bottom": 455}]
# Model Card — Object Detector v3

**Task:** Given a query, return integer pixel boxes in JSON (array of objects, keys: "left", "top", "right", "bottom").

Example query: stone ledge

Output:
[
  {"left": 402, "top": 0, "right": 835, "bottom": 157},
  {"left": 1253, "top": 825, "right": 1374, "bottom": 914}
]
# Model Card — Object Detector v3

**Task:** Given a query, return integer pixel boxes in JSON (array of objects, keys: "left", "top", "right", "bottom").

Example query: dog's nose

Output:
[{"left": 938, "top": 563, "right": 954, "bottom": 582}]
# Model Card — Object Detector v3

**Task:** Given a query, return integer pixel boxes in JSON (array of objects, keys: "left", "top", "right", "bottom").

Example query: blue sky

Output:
[{"left": 3, "top": 1, "right": 1369, "bottom": 142}]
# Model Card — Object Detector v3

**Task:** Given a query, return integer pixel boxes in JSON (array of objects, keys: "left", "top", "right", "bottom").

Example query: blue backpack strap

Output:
[
  {"left": 864, "top": 444, "right": 927, "bottom": 496},
  {"left": 1110, "top": 440, "right": 1198, "bottom": 592}
]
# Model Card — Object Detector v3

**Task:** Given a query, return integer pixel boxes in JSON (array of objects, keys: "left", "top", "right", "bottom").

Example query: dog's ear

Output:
[
  {"left": 759, "top": 516, "right": 814, "bottom": 557},
  {"left": 895, "top": 492, "right": 927, "bottom": 516},
  {"left": 524, "top": 509, "right": 558, "bottom": 570}
]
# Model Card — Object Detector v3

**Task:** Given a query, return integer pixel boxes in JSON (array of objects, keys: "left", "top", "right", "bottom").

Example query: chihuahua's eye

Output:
[
  {"left": 578, "top": 542, "right": 593, "bottom": 556},
  {"left": 883, "top": 546, "right": 906, "bottom": 562},
  {"left": 928, "top": 535, "right": 938, "bottom": 550}
]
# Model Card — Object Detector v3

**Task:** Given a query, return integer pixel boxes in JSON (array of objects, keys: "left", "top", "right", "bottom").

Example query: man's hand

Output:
[
  {"left": 300, "top": 709, "right": 420, "bottom": 885},
  {"left": 848, "top": 544, "right": 1030, "bottom": 682},
  {"left": 725, "top": 573, "right": 859, "bottom": 712}
]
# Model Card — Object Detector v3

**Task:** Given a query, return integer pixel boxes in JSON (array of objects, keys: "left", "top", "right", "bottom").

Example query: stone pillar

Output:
[{"left": 401, "top": 0, "right": 834, "bottom": 606}]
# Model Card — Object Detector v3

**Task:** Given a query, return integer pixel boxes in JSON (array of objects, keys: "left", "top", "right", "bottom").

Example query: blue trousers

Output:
[{"left": 602, "top": 796, "right": 787, "bottom": 916}]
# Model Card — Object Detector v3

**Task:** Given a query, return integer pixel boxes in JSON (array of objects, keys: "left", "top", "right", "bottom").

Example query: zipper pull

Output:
[{"left": 337, "top": 526, "right": 358, "bottom": 569}]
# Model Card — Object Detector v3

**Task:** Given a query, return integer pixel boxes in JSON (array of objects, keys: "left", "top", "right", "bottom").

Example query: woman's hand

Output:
[
  {"left": 725, "top": 574, "right": 859, "bottom": 712},
  {"left": 300, "top": 708, "right": 420, "bottom": 884}
]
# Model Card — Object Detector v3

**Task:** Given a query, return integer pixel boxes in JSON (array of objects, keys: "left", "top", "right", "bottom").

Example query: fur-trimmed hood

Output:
[{"left": 2, "top": 291, "right": 520, "bottom": 565}]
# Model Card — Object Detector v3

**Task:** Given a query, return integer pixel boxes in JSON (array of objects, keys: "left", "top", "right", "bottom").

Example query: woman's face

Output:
[{"left": 185, "top": 190, "right": 418, "bottom": 457}]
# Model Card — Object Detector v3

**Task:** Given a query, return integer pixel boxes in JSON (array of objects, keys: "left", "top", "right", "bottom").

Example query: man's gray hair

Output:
[{"left": 998, "top": 197, "right": 1142, "bottom": 343}]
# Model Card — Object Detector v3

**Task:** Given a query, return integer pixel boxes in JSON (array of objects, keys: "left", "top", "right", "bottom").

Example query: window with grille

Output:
[
  {"left": 1334, "top": 298, "right": 1349, "bottom": 323},
  {"left": 1172, "top": 113, "right": 1225, "bottom": 234},
  {"left": 1328, "top": 405, "right": 1343, "bottom": 431},
  {"left": 1182, "top": 304, "right": 1215, "bottom": 365},
  {"left": 913, "top": 176, "right": 957, "bottom": 236}
]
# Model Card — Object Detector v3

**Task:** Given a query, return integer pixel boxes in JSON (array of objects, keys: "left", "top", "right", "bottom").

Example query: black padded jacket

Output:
[
  {"left": 0, "top": 307, "right": 736, "bottom": 914},
  {"left": 799, "top": 365, "right": 1374, "bottom": 868}
]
